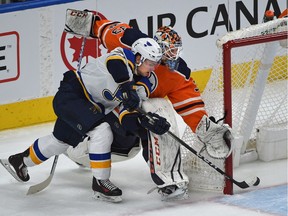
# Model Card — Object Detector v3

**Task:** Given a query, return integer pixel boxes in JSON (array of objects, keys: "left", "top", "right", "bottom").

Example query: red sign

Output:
[{"left": 0, "top": 31, "right": 20, "bottom": 83}]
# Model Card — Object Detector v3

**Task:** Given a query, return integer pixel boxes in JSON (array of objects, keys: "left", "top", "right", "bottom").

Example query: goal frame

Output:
[{"left": 222, "top": 31, "right": 288, "bottom": 194}]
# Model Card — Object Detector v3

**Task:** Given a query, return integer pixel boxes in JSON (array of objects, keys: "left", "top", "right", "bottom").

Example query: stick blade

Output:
[
  {"left": 252, "top": 177, "right": 260, "bottom": 186},
  {"left": 26, "top": 175, "right": 53, "bottom": 195},
  {"left": 236, "top": 176, "right": 260, "bottom": 189},
  {"left": 26, "top": 155, "right": 58, "bottom": 195},
  {"left": 246, "top": 176, "right": 261, "bottom": 187}
]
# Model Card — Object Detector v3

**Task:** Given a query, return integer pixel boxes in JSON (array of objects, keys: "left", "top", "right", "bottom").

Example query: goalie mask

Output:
[{"left": 153, "top": 26, "right": 183, "bottom": 70}]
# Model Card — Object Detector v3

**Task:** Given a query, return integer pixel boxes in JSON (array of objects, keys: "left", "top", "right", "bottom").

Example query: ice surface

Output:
[{"left": 0, "top": 123, "right": 287, "bottom": 216}]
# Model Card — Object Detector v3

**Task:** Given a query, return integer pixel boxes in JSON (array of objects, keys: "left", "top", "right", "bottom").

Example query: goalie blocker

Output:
[{"left": 64, "top": 9, "right": 98, "bottom": 38}]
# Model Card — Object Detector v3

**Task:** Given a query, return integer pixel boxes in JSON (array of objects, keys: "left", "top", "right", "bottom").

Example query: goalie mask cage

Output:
[{"left": 181, "top": 18, "right": 287, "bottom": 195}]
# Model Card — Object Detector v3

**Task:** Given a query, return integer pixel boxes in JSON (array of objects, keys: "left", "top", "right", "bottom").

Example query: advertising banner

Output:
[{"left": 0, "top": 0, "right": 286, "bottom": 104}]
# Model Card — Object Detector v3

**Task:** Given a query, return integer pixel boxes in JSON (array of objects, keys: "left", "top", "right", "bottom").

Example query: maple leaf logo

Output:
[
  {"left": 68, "top": 37, "right": 101, "bottom": 64},
  {"left": 60, "top": 11, "right": 107, "bottom": 70}
]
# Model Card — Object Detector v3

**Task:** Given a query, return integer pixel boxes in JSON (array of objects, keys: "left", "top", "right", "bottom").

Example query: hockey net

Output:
[{"left": 180, "top": 18, "right": 287, "bottom": 194}]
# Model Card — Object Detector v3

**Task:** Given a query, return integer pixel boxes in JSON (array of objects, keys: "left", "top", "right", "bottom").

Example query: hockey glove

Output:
[
  {"left": 120, "top": 82, "right": 140, "bottom": 112},
  {"left": 195, "top": 115, "right": 233, "bottom": 159},
  {"left": 140, "top": 112, "right": 171, "bottom": 135}
]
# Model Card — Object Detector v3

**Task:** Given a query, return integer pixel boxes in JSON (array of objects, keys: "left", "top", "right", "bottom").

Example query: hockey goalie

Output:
[{"left": 66, "top": 98, "right": 232, "bottom": 200}]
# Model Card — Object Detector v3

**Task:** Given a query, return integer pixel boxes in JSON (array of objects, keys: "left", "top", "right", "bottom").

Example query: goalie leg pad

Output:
[
  {"left": 142, "top": 98, "right": 189, "bottom": 189},
  {"left": 148, "top": 133, "right": 189, "bottom": 188},
  {"left": 66, "top": 138, "right": 90, "bottom": 168}
]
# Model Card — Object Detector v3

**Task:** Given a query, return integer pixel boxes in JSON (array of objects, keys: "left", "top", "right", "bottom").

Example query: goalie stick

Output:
[
  {"left": 137, "top": 108, "right": 260, "bottom": 189},
  {"left": 27, "top": 155, "right": 59, "bottom": 195}
]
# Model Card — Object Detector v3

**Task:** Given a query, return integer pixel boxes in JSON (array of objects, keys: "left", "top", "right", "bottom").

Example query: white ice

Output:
[{"left": 0, "top": 122, "right": 287, "bottom": 216}]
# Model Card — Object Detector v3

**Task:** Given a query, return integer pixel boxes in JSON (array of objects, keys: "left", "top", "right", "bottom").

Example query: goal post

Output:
[{"left": 181, "top": 18, "right": 287, "bottom": 195}]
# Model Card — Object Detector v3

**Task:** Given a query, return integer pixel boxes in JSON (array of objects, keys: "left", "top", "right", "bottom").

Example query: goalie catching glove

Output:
[
  {"left": 139, "top": 112, "right": 171, "bottom": 135},
  {"left": 196, "top": 115, "right": 233, "bottom": 159}
]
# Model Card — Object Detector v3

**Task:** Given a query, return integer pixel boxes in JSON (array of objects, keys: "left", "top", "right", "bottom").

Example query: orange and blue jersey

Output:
[{"left": 93, "top": 19, "right": 149, "bottom": 51}]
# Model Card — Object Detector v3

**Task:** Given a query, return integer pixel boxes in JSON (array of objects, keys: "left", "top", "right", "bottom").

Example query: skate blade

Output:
[
  {"left": 92, "top": 191, "right": 122, "bottom": 203},
  {"left": 0, "top": 159, "right": 23, "bottom": 182}
]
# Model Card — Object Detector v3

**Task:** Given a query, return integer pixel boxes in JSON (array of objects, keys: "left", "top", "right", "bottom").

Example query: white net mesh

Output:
[
  {"left": 181, "top": 126, "right": 225, "bottom": 192},
  {"left": 203, "top": 18, "right": 287, "bottom": 152},
  {"left": 181, "top": 18, "right": 287, "bottom": 193}
]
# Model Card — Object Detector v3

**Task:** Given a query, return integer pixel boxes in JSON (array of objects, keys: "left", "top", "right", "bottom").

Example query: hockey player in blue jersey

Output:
[{"left": 4, "top": 38, "right": 170, "bottom": 203}]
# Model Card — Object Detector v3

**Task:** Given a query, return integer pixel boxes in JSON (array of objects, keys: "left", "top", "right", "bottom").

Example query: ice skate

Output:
[
  {"left": 1, "top": 150, "right": 30, "bottom": 182},
  {"left": 158, "top": 185, "right": 188, "bottom": 201},
  {"left": 9, "top": 152, "right": 30, "bottom": 182},
  {"left": 92, "top": 177, "right": 122, "bottom": 203}
]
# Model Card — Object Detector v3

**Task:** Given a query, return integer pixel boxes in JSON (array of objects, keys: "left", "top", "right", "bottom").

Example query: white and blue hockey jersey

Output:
[{"left": 76, "top": 47, "right": 151, "bottom": 114}]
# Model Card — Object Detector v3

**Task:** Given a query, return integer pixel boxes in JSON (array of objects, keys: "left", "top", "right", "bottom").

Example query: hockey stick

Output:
[
  {"left": 76, "top": 37, "right": 87, "bottom": 72},
  {"left": 27, "top": 155, "right": 59, "bottom": 195},
  {"left": 137, "top": 108, "right": 260, "bottom": 189},
  {"left": 26, "top": 37, "right": 88, "bottom": 195}
]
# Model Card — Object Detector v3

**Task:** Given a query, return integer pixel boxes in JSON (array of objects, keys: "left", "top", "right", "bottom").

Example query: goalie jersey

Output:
[{"left": 94, "top": 19, "right": 207, "bottom": 131}]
